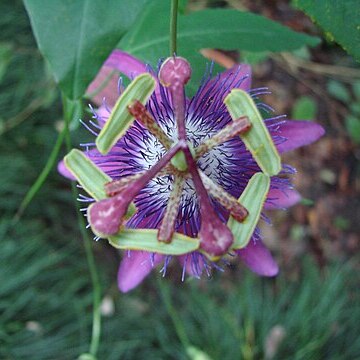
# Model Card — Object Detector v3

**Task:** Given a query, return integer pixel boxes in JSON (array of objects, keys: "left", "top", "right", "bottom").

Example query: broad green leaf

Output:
[
  {"left": 228, "top": 172, "right": 270, "bottom": 249},
  {"left": 225, "top": 89, "right": 281, "bottom": 176},
  {"left": 119, "top": 0, "right": 320, "bottom": 94},
  {"left": 64, "top": 149, "right": 111, "bottom": 200},
  {"left": 294, "top": 0, "right": 360, "bottom": 62},
  {"left": 96, "top": 73, "right": 156, "bottom": 154},
  {"left": 24, "top": 0, "right": 148, "bottom": 99},
  {"left": 109, "top": 229, "right": 200, "bottom": 255}
]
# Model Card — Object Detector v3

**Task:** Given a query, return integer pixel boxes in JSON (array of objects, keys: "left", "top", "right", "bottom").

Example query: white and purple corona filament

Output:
[{"left": 60, "top": 50, "right": 324, "bottom": 292}]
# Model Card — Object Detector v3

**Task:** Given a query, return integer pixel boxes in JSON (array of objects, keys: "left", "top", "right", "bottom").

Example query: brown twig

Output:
[{"left": 275, "top": 53, "right": 360, "bottom": 81}]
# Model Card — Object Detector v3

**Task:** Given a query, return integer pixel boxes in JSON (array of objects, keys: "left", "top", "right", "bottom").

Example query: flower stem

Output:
[
  {"left": 14, "top": 126, "right": 66, "bottom": 221},
  {"left": 157, "top": 278, "right": 190, "bottom": 349},
  {"left": 170, "top": 0, "right": 179, "bottom": 56},
  {"left": 62, "top": 95, "right": 102, "bottom": 359}
]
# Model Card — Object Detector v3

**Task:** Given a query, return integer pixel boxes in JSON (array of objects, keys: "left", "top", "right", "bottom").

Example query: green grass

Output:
[{"left": 1, "top": 216, "right": 359, "bottom": 359}]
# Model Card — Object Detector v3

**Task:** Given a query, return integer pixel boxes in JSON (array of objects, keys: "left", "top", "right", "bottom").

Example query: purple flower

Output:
[{"left": 59, "top": 50, "right": 324, "bottom": 292}]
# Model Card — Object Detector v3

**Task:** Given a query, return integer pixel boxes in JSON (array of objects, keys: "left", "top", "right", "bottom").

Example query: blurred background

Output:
[{"left": 1, "top": 0, "right": 359, "bottom": 359}]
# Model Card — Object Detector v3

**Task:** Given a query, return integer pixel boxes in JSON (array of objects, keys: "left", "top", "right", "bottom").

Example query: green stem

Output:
[
  {"left": 157, "top": 278, "right": 190, "bottom": 349},
  {"left": 14, "top": 125, "right": 66, "bottom": 221},
  {"left": 170, "top": 0, "right": 179, "bottom": 56},
  {"left": 74, "top": 184, "right": 102, "bottom": 357},
  {"left": 63, "top": 96, "right": 102, "bottom": 358}
]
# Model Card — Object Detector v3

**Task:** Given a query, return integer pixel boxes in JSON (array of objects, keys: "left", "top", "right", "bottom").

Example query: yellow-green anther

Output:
[
  {"left": 225, "top": 89, "right": 281, "bottom": 176},
  {"left": 158, "top": 175, "right": 185, "bottom": 243},
  {"left": 108, "top": 229, "right": 200, "bottom": 255},
  {"left": 64, "top": 149, "right": 111, "bottom": 201},
  {"left": 96, "top": 73, "right": 156, "bottom": 154},
  {"left": 228, "top": 172, "right": 270, "bottom": 249}
]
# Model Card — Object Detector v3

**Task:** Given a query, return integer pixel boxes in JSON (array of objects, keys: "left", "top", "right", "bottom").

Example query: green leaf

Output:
[
  {"left": 291, "top": 46, "right": 311, "bottom": 60},
  {"left": 228, "top": 172, "right": 270, "bottom": 249},
  {"left": 352, "top": 80, "right": 360, "bottom": 100},
  {"left": 294, "top": 0, "right": 360, "bottom": 62},
  {"left": 0, "top": 42, "right": 13, "bottom": 83},
  {"left": 291, "top": 95, "right": 317, "bottom": 120},
  {"left": 119, "top": 0, "right": 320, "bottom": 94},
  {"left": 64, "top": 149, "right": 111, "bottom": 201},
  {"left": 186, "top": 347, "right": 213, "bottom": 360},
  {"left": 24, "top": 0, "right": 148, "bottom": 99},
  {"left": 334, "top": 216, "right": 350, "bottom": 231},
  {"left": 240, "top": 51, "right": 269, "bottom": 65},
  {"left": 345, "top": 115, "right": 360, "bottom": 144},
  {"left": 327, "top": 80, "right": 351, "bottom": 103},
  {"left": 350, "top": 103, "right": 360, "bottom": 116},
  {"left": 78, "top": 354, "right": 97, "bottom": 360},
  {"left": 108, "top": 229, "right": 200, "bottom": 255},
  {"left": 300, "top": 198, "right": 314, "bottom": 206},
  {"left": 225, "top": 89, "right": 281, "bottom": 176},
  {"left": 96, "top": 73, "right": 156, "bottom": 154}
]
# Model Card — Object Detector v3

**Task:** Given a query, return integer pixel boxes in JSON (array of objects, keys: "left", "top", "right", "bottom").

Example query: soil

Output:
[{"left": 243, "top": 0, "right": 360, "bottom": 269}]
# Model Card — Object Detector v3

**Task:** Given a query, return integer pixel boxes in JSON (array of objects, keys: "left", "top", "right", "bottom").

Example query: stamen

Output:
[
  {"left": 79, "top": 119, "right": 99, "bottom": 136},
  {"left": 128, "top": 100, "right": 173, "bottom": 150},
  {"left": 158, "top": 175, "right": 185, "bottom": 243},
  {"left": 181, "top": 254, "right": 188, "bottom": 281},
  {"left": 195, "top": 116, "right": 251, "bottom": 160},
  {"left": 117, "top": 76, "right": 123, "bottom": 95},
  {"left": 199, "top": 172, "right": 248, "bottom": 222}
]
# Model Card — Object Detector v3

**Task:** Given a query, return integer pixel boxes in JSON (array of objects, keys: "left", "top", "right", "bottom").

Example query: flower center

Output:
[{"left": 127, "top": 110, "right": 238, "bottom": 235}]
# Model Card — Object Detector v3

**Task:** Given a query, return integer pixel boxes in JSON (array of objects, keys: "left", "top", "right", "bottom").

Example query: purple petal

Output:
[
  {"left": 275, "top": 120, "right": 325, "bottom": 153},
  {"left": 105, "top": 50, "right": 148, "bottom": 78},
  {"left": 58, "top": 160, "right": 76, "bottom": 180},
  {"left": 215, "top": 63, "right": 252, "bottom": 92},
  {"left": 86, "top": 50, "right": 149, "bottom": 107},
  {"left": 265, "top": 188, "right": 301, "bottom": 210},
  {"left": 237, "top": 239, "right": 279, "bottom": 276},
  {"left": 117, "top": 251, "right": 164, "bottom": 292},
  {"left": 86, "top": 65, "right": 122, "bottom": 107}
]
